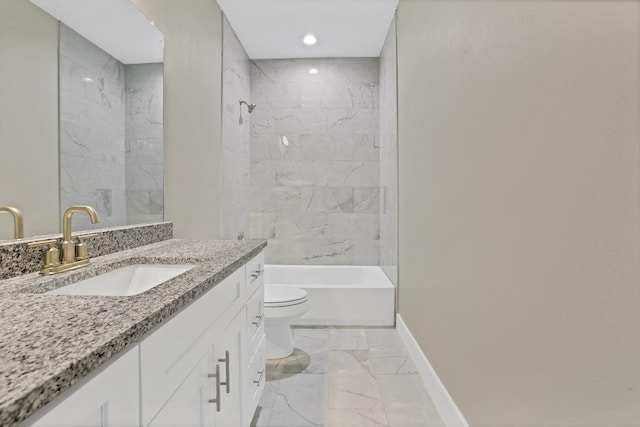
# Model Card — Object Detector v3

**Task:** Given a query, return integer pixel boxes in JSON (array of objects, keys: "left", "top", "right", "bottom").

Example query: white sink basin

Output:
[{"left": 46, "top": 264, "right": 197, "bottom": 296}]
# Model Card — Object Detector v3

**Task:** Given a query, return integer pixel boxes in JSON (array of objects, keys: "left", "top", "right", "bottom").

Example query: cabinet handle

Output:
[
  {"left": 217, "top": 350, "right": 231, "bottom": 394},
  {"left": 250, "top": 267, "right": 264, "bottom": 282},
  {"left": 253, "top": 370, "right": 265, "bottom": 386},
  {"left": 252, "top": 314, "right": 264, "bottom": 328},
  {"left": 208, "top": 364, "right": 221, "bottom": 412}
]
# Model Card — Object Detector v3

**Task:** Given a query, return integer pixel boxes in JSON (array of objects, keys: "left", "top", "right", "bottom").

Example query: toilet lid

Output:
[{"left": 265, "top": 285, "right": 308, "bottom": 307}]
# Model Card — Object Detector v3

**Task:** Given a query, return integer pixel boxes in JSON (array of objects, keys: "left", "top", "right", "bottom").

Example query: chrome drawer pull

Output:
[
  {"left": 208, "top": 364, "right": 221, "bottom": 412},
  {"left": 250, "top": 267, "right": 264, "bottom": 281},
  {"left": 253, "top": 370, "right": 265, "bottom": 385},
  {"left": 252, "top": 314, "right": 264, "bottom": 327},
  {"left": 218, "top": 350, "right": 231, "bottom": 394}
]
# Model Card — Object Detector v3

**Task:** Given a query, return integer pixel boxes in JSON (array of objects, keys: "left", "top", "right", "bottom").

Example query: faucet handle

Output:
[
  {"left": 27, "top": 239, "right": 61, "bottom": 269},
  {"left": 27, "top": 239, "right": 57, "bottom": 249},
  {"left": 77, "top": 233, "right": 99, "bottom": 241},
  {"left": 75, "top": 235, "right": 92, "bottom": 261},
  {"left": 75, "top": 234, "right": 99, "bottom": 261}
]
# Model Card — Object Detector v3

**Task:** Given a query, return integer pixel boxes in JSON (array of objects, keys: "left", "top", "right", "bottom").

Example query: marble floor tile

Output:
[
  {"left": 329, "top": 372, "right": 384, "bottom": 409},
  {"left": 257, "top": 328, "right": 445, "bottom": 427},
  {"left": 268, "top": 406, "right": 325, "bottom": 427},
  {"left": 328, "top": 350, "right": 371, "bottom": 376},
  {"left": 327, "top": 409, "right": 389, "bottom": 427},
  {"left": 368, "top": 352, "right": 417, "bottom": 376},
  {"left": 293, "top": 328, "right": 330, "bottom": 346},
  {"left": 385, "top": 408, "right": 445, "bottom": 427},
  {"left": 365, "top": 328, "right": 404, "bottom": 348},
  {"left": 376, "top": 375, "right": 437, "bottom": 410},
  {"left": 329, "top": 328, "right": 368, "bottom": 350},
  {"left": 369, "top": 343, "right": 418, "bottom": 375},
  {"left": 270, "top": 374, "right": 327, "bottom": 426},
  {"left": 368, "top": 342, "right": 408, "bottom": 357}
]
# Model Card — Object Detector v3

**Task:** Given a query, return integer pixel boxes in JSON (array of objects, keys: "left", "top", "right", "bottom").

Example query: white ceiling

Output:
[
  {"left": 30, "top": 0, "right": 164, "bottom": 64},
  {"left": 216, "top": 0, "right": 398, "bottom": 59}
]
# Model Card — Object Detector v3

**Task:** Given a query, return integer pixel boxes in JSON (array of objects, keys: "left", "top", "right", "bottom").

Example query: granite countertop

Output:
[{"left": 0, "top": 238, "right": 267, "bottom": 427}]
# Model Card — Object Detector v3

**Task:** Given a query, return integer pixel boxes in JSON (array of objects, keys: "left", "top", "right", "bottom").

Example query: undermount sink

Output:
[{"left": 46, "top": 264, "right": 197, "bottom": 296}]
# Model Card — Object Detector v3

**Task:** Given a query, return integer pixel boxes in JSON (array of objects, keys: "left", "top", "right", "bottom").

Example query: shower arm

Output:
[{"left": 239, "top": 100, "right": 256, "bottom": 113}]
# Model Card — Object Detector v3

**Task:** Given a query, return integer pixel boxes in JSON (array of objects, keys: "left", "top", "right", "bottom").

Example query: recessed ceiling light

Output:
[
  {"left": 303, "top": 34, "right": 317, "bottom": 45},
  {"left": 308, "top": 68, "right": 319, "bottom": 75},
  {"left": 82, "top": 77, "right": 94, "bottom": 83}
]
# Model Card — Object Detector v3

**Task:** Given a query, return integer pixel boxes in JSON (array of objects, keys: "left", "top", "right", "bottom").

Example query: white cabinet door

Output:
[
  {"left": 148, "top": 347, "right": 216, "bottom": 427},
  {"left": 149, "top": 310, "right": 246, "bottom": 427},
  {"left": 26, "top": 347, "right": 139, "bottom": 427},
  {"left": 140, "top": 267, "right": 244, "bottom": 426},
  {"left": 214, "top": 310, "right": 245, "bottom": 427}
]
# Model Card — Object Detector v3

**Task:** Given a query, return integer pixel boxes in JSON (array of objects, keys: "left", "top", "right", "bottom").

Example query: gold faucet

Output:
[
  {"left": 62, "top": 205, "right": 99, "bottom": 264},
  {"left": 28, "top": 205, "right": 99, "bottom": 275},
  {"left": 0, "top": 206, "right": 24, "bottom": 239}
]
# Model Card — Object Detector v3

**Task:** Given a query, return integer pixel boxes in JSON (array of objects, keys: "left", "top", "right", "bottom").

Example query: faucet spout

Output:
[
  {"left": 62, "top": 205, "right": 99, "bottom": 242},
  {"left": 0, "top": 206, "right": 24, "bottom": 239}
]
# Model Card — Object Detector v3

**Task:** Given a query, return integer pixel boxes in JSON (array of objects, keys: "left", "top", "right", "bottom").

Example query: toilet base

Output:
[{"left": 265, "top": 317, "right": 296, "bottom": 359}]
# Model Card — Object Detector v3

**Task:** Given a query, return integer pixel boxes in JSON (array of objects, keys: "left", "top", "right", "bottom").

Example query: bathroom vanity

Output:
[{"left": 0, "top": 238, "right": 266, "bottom": 427}]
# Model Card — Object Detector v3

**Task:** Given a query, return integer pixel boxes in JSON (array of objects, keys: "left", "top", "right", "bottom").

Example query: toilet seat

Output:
[{"left": 265, "top": 285, "right": 308, "bottom": 308}]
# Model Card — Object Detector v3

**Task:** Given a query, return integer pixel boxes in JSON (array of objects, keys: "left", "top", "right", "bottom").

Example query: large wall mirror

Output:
[{"left": 0, "top": 0, "right": 164, "bottom": 240}]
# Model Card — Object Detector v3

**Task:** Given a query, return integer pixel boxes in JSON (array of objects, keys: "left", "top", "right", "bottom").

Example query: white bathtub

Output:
[{"left": 264, "top": 265, "right": 395, "bottom": 326}]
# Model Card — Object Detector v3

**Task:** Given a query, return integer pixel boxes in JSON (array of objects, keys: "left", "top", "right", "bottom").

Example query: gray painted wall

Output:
[
  {"left": 132, "top": 0, "right": 224, "bottom": 240},
  {"left": 0, "top": 0, "right": 59, "bottom": 239},
  {"left": 221, "top": 16, "right": 251, "bottom": 240},
  {"left": 397, "top": 0, "right": 640, "bottom": 425}
]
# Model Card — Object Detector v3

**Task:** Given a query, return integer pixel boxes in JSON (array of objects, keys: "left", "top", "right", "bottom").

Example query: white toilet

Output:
[{"left": 264, "top": 285, "right": 309, "bottom": 359}]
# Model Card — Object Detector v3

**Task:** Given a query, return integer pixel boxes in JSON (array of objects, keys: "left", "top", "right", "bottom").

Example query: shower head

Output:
[{"left": 240, "top": 100, "right": 256, "bottom": 114}]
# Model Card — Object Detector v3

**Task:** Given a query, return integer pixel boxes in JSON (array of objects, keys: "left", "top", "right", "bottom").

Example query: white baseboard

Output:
[{"left": 396, "top": 314, "right": 469, "bottom": 427}]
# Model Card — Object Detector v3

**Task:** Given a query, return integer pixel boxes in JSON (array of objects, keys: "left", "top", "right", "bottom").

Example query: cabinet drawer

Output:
[
  {"left": 245, "top": 336, "right": 266, "bottom": 423},
  {"left": 246, "top": 284, "right": 264, "bottom": 357},
  {"left": 140, "top": 267, "right": 244, "bottom": 426},
  {"left": 245, "top": 252, "right": 264, "bottom": 296}
]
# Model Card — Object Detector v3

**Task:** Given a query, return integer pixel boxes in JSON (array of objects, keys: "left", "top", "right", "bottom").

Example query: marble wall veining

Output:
[
  {"left": 222, "top": 16, "right": 251, "bottom": 240},
  {"left": 249, "top": 58, "right": 380, "bottom": 265},
  {"left": 379, "top": 17, "right": 398, "bottom": 286},
  {"left": 59, "top": 23, "right": 164, "bottom": 231},
  {"left": 125, "top": 63, "right": 164, "bottom": 225},
  {"left": 59, "top": 23, "right": 126, "bottom": 231}
]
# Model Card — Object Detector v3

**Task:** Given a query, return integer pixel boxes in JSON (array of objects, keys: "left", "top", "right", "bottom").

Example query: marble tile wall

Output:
[
  {"left": 125, "top": 63, "right": 164, "bottom": 225},
  {"left": 59, "top": 23, "right": 126, "bottom": 231},
  {"left": 249, "top": 58, "right": 380, "bottom": 265},
  {"left": 379, "top": 17, "right": 399, "bottom": 285},
  {"left": 222, "top": 16, "right": 251, "bottom": 240}
]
